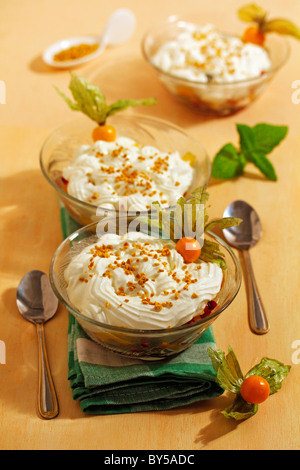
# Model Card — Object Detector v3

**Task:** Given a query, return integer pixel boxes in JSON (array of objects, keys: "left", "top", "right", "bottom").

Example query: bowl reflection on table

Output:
[
  {"left": 49, "top": 217, "right": 242, "bottom": 360},
  {"left": 142, "top": 15, "right": 290, "bottom": 115},
  {"left": 40, "top": 114, "right": 211, "bottom": 226}
]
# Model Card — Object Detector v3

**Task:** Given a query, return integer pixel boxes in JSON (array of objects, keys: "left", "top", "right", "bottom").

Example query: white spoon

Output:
[{"left": 42, "top": 8, "right": 136, "bottom": 68}]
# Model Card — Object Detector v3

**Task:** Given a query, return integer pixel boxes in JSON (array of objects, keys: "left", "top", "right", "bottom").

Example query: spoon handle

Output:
[
  {"left": 36, "top": 324, "right": 59, "bottom": 419},
  {"left": 242, "top": 250, "right": 270, "bottom": 335}
]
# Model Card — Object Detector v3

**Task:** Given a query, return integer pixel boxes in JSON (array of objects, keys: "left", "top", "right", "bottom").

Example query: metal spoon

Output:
[
  {"left": 222, "top": 201, "right": 270, "bottom": 335},
  {"left": 42, "top": 8, "right": 136, "bottom": 68},
  {"left": 16, "top": 270, "right": 59, "bottom": 419}
]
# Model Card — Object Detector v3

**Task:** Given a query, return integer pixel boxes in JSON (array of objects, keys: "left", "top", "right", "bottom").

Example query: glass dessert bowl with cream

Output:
[
  {"left": 50, "top": 213, "right": 242, "bottom": 360},
  {"left": 40, "top": 114, "right": 210, "bottom": 226},
  {"left": 142, "top": 16, "right": 289, "bottom": 115}
]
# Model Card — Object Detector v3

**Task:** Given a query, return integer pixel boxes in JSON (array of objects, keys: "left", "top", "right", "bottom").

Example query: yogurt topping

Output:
[
  {"left": 64, "top": 232, "right": 223, "bottom": 330},
  {"left": 62, "top": 136, "right": 194, "bottom": 212},
  {"left": 152, "top": 23, "right": 271, "bottom": 83}
]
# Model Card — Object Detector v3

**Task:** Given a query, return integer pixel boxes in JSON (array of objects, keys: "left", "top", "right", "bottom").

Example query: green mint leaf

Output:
[
  {"left": 250, "top": 151, "right": 278, "bottom": 181},
  {"left": 211, "top": 143, "right": 246, "bottom": 179},
  {"left": 222, "top": 395, "right": 258, "bottom": 420},
  {"left": 237, "top": 123, "right": 288, "bottom": 157},
  {"left": 246, "top": 357, "right": 291, "bottom": 395},
  {"left": 207, "top": 346, "right": 244, "bottom": 393},
  {"left": 212, "top": 122, "right": 288, "bottom": 181},
  {"left": 236, "top": 123, "right": 256, "bottom": 160},
  {"left": 252, "top": 123, "right": 288, "bottom": 154},
  {"left": 236, "top": 123, "right": 287, "bottom": 180}
]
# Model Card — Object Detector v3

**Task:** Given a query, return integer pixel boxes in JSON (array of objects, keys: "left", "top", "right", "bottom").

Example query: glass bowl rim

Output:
[
  {"left": 49, "top": 218, "right": 242, "bottom": 335},
  {"left": 40, "top": 113, "right": 211, "bottom": 216},
  {"left": 141, "top": 14, "right": 290, "bottom": 87}
]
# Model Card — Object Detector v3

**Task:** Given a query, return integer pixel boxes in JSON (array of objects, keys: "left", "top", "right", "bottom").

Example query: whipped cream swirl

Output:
[
  {"left": 152, "top": 23, "right": 271, "bottom": 83},
  {"left": 62, "top": 136, "right": 194, "bottom": 212},
  {"left": 64, "top": 232, "right": 223, "bottom": 330}
]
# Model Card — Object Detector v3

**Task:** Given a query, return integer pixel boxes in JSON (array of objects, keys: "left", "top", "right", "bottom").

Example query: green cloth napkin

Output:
[{"left": 60, "top": 206, "right": 224, "bottom": 415}]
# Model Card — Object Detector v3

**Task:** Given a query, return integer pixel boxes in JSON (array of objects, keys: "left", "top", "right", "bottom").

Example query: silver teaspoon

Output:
[
  {"left": 16, "top": 270, "right": 59, "bottom": 419},
  {"left": 223, "top": 201, "right": 270, "bottom": 335}
]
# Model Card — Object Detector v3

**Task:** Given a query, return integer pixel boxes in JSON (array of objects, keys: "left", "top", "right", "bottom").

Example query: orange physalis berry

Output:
[
  {"left": 240, "top": 375, "right": 270, "bottom": 404},
  {"left": 175, "top": 237, "right": 201, "bottom": 263},
  {"left": 92, "top": 124, "right": 116, "bottom": 142},
  {"left": 242, "top": 26, "right": 265, "bottom": 46}
]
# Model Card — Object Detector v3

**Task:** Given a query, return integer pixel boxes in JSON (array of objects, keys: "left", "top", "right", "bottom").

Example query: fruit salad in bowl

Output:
[
  {"left": 50, "top": 186, "right": 242, "bottom": 360},
  {"left": 40, "top": 74, "right": 210, "bottom": 225}
]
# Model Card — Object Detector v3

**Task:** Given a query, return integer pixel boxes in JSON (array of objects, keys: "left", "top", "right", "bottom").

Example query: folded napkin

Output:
[{"left": 60, "top": 206, "right": 224, "bottom": 414}]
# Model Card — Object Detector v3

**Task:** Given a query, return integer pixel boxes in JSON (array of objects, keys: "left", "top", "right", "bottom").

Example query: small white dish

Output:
[
  {"left": 42, "top": 35, "right": 101, "bottom": 68},
  {"left": 42, "top": 8, "right": 136, "bottom": 69}
]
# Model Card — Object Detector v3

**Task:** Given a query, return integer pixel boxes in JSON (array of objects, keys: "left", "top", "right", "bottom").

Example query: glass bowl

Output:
[
  {"left": 141, "top": 15, "right": 290, "bottom": 115},
  {"left": 49, "top": 216, "right": 242, "bottom": 360},
  {"left": 40, "top": 114, "right": 211, "bottom": 226}
]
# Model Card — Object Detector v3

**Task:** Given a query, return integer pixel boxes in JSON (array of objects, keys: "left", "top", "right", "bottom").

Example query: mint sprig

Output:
[
  {"left": 207, "top": 346, "right": 291, "bottom": 420},
  {"left": 212, "top": 123, "right": 288, "bottom": 181}
]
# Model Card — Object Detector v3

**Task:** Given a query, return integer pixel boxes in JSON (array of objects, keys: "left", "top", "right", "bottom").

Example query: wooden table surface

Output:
[{"left": 1, "top": 0, "right": 299, "bottom": 450}]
